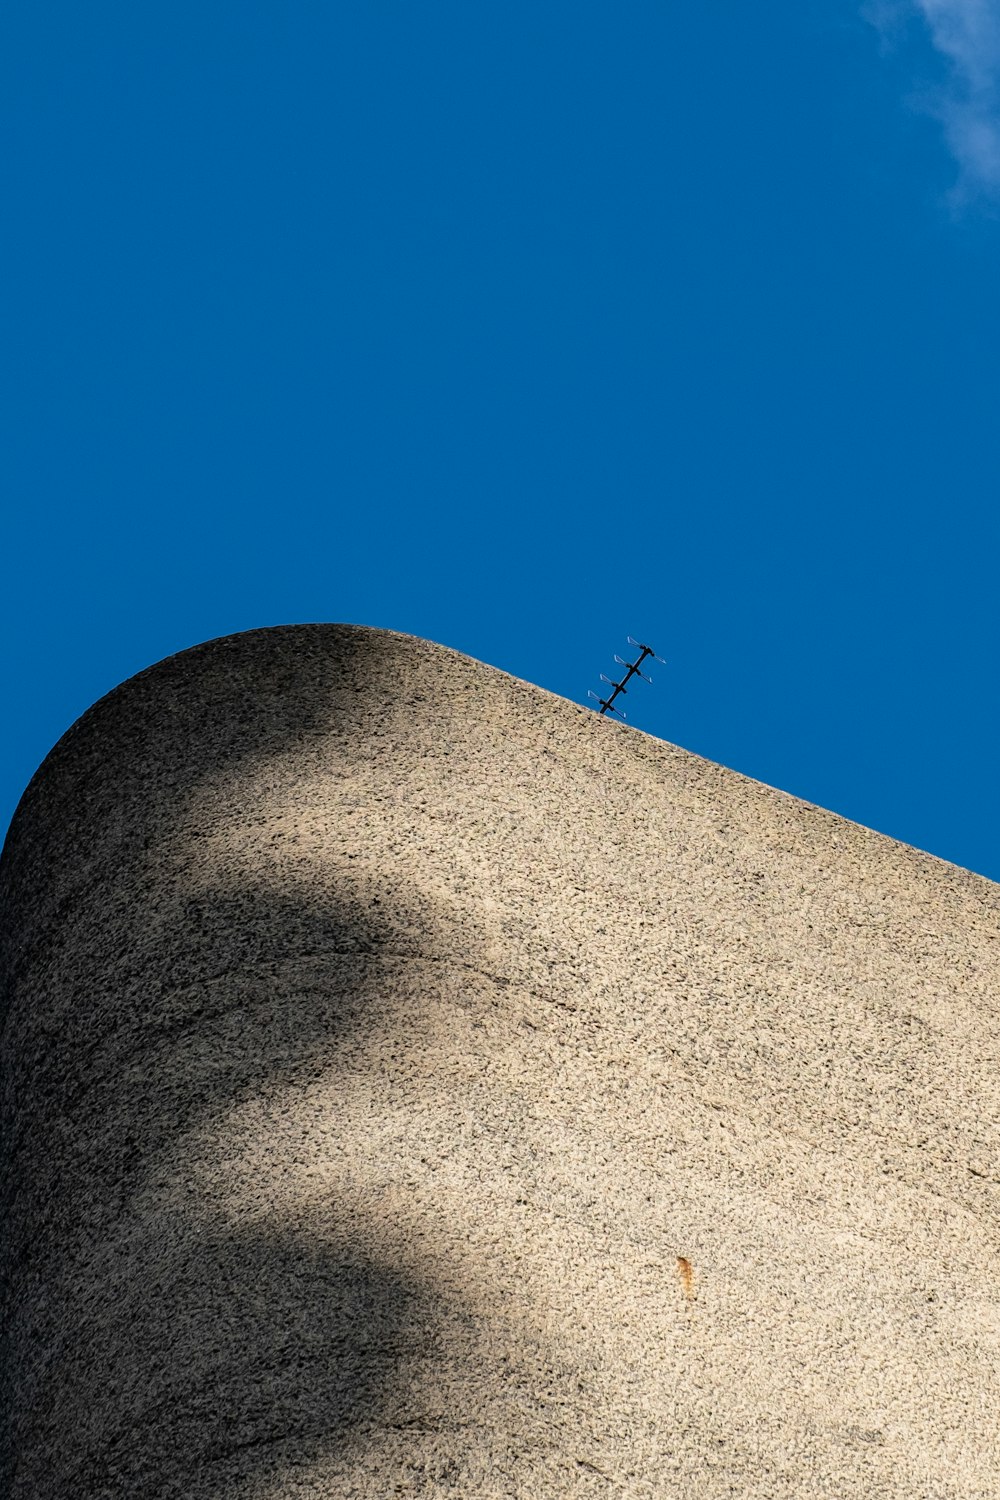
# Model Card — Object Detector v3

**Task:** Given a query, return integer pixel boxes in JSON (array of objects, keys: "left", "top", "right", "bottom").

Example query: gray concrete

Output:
[{"left": 1, "top": 623, "right": 998, "bottom": 1498}]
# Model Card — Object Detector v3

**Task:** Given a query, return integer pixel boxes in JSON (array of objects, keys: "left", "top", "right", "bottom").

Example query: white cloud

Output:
[{"left": 870, "top": 0, "right": 1000, "bottom": 197}]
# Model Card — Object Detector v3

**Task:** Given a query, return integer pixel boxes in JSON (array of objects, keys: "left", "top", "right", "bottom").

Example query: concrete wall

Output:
[{"left": 1, "top": 623, "right": 998, "bottom": 1498}]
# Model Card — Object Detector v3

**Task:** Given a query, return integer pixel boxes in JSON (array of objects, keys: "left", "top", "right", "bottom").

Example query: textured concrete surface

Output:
[{"left": 1, "top": 623, "right": 998, "bottom": 1499}]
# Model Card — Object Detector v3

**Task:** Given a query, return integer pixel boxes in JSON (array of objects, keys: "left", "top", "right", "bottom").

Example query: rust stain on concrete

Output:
[{"left": 677, "top": 1255, "right": 696, "bottom": 1301}]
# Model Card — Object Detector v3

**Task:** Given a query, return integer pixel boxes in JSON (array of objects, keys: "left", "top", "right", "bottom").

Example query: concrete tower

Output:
[{"left": 2, "top": 625, "right": 998, "bottom": 1498}]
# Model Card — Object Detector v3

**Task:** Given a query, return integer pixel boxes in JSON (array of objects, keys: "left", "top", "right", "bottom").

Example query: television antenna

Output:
[{"left": 588, "top": 637, "right": 664, "bottom": 720}]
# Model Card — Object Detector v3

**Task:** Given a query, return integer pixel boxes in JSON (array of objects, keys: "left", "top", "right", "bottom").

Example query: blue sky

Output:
[{"left": 3, "top": 2, "right": 998, "bottom": 881}]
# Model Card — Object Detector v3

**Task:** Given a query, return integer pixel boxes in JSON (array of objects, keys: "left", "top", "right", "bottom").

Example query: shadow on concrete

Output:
[
  {"left": 4, "top": 874, "right": 487, "bottom": 1497},
  {"left": 23, "top": 1223, "right": 461, "bottom": 1499},
  {"left": 1, "top": 628, "right": 497, "bottom": 1497},
  {"left": 1, "top": 624, "right": 427, "bottom": 909},
  {"left": 1, "top": 625, "right": 412, "bottom": 1000}
]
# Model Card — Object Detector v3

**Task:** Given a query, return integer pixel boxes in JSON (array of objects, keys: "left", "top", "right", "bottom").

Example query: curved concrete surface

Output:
[{"left": 1, "top": 623, "right": 998, "bottom": 1498}]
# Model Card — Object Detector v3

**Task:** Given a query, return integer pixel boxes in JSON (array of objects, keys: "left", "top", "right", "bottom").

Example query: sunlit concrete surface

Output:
[{"left": 1, "top": 623, "right": 998, "bottom": 1498}]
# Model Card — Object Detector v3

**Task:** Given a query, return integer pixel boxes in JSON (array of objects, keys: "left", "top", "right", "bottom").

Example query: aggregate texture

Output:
[{"left": 1, "top": 623, "right": 998, "bottom": 1500}]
